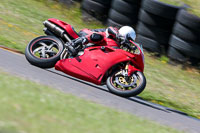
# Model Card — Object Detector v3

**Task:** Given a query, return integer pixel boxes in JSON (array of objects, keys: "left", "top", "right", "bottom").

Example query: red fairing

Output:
[
  {"left": 130, "top": 41, "right": 144, "bottom": 72},
  {"left": 55, "top": 46, "right": 135, "bottom": 85},
  {"left": 48, "top": 18, "right": 79, "bottom": 39},
  {"left": 104, "top": 38, "right": 119, "bottom": 47}
]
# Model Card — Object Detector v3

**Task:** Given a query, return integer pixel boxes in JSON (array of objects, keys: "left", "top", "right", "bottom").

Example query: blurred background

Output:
[{"left": 0, "top": 0, "right": 200, "bottom": 132}]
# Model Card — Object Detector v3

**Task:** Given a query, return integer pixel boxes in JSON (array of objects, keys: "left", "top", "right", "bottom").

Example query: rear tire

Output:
[
  {"left": 106, "top": 70, "right": 146, "bottom": 97},
  {"left": 25, "top": 36, "right": 64, "bottom": 68}
]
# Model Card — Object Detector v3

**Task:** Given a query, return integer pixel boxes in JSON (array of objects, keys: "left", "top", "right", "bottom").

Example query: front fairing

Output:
[
  {"left": 132, "top": 41, "right": 145, "bottom": 65},
  {"left": 125, "top": 41, "right": 145, "bottom": 72},
  {"left": 55, "top": 46, "right": 134, "bottom": 85}
]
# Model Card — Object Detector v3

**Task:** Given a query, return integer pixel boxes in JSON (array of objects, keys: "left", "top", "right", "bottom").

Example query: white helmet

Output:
[{"left": 118, "top": 26, "right": 136, "bottom": 41}]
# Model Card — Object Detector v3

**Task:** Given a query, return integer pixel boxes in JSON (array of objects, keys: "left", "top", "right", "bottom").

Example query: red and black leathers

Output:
[{"left": 69, "top": 27, "right": 119, "bottom": 55}]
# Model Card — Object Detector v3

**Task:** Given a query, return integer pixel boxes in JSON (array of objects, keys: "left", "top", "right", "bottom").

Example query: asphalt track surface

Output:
[{"left": 0, "top": 48, "right": 200, "bottom": 133}]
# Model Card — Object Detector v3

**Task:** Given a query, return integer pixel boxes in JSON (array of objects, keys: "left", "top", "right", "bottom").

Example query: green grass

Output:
[
  {"left": 0, "top": 70, "right": 182, "bottom": 133},
  {"left": 0, "top": 0, "right": 200, "bottom": 119},
  {"left": 0, "top": 0, "right": 104, "bottom": 52},
  {"left": 159, "top": 0, "right": 184, "bottom": 6},
  {"left": 139, "top": 53, "right": 200, "bottom": 118},
  {"left": 159, "top": 0, "right": 200, "bottom": 17}
]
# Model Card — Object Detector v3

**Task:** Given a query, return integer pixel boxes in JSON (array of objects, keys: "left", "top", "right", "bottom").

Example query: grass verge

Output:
[
  {"left": 0, "top": 0, "right": 104, "bottom": 52},
  {"left": 0, "top": 0, "right": 200, "bottom": 119},
  {"left": 0, "top": 70, "right": 181, "bottom": 133},
  {"left": 140, "top": 53, "right": 200, "bottom": 118}
]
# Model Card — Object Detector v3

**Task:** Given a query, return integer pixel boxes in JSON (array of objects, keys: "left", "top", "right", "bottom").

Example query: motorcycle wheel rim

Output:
[{"left": 30, "top": 38, "right": 60, "bottom": 59}]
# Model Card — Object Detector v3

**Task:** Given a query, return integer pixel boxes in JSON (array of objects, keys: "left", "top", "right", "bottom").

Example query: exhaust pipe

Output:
[{"left": 43, "top": 20, "right": 65, "bottom": 37}]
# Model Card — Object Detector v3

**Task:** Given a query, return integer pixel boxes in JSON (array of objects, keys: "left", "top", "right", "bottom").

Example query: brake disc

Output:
[{"left": 115, "top": 74, "right": 137, "bottom": 88}]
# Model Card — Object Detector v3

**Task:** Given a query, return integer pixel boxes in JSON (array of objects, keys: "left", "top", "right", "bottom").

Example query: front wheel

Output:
[
  {"left": 106, "top": 70, "right": 146, "bottom": 97},
  {"left": 25, "top": 36, "right": 64, "bottom": 68}
]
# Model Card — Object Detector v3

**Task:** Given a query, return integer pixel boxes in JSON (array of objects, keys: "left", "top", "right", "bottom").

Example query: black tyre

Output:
[
  {"left": 81, "top": 0, "right": 109, "bottom": 20},
  {"left": 136, "top": 22, "right": 171, "bottom": 44},
  {"left": 108, "top": 9, "right": 137, "bottom": 25},
  {"left": 167, "top": 46, "right": 186, "bottom": 62},
  {"left": 25, "top": 36, "right": 64, "bottom": 68},
  {"left": 172, "top": 22, "right": 200, "bottom": 43},
  {"left": 141, "top": 0, "right": 182, "bottom": 20},
  {"left": 106, "top": 18, "right": 123, "bottom": 28},
  {"left": 138, "top": 9, "right": 174, "bottom": 29},
  {"left": 136, "top": 35, "right": 161, "bottom": 53},
  {"left": 177, "top": 9, "right": 200, "bottom": 31},
  {"left": 123, "top": 0, "right": 141, "bottom": 4},
  {"left": 111, "top": 0, "right": 140, "bottom": 15},
  {"left": 92, "top": 0, "right": 112, "bottom": 6},
  {"left": 106, "top": 70, "right": 146, "bottom": 97},
  {"left": 169, "top": 35, "right": 200, "bottom": 58}
]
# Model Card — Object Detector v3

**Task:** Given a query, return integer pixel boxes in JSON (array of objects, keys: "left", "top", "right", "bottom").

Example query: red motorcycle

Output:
[{"left": 25, "top": 18, "right": 146, "bottom": 97}]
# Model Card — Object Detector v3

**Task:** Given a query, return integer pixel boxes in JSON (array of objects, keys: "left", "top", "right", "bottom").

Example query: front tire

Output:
[
  {"left": 106, "top": 71, "right": 146, "bottom": 97},
  {"left": 25, "top": 36, "right": 64, "bottom": 68}
]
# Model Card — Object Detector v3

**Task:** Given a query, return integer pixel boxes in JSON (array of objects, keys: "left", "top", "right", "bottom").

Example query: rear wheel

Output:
[
  {"left": 25, "top": 36, "right": 64, "bottom": 68},
  {"left": 106, "top": 70, "right": 146, "bottom": 97}
]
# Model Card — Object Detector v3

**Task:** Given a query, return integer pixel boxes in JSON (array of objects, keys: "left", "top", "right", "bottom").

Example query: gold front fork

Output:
[{"left": 125, "top": 61, "right": 130, "bottom": 71}]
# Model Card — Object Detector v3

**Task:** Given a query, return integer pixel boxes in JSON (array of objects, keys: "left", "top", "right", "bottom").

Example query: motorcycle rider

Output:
[{"left": 69, "top": 26, "right": 136, "bottom": 55}]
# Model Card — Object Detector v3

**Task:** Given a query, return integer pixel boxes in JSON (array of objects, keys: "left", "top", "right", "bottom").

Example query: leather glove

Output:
[
  {"left": 117, "top": 35, "right": 126, "bottom": 45},
  {"left": 72, "top": 37, "right": 88, "bottom": 49}
]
